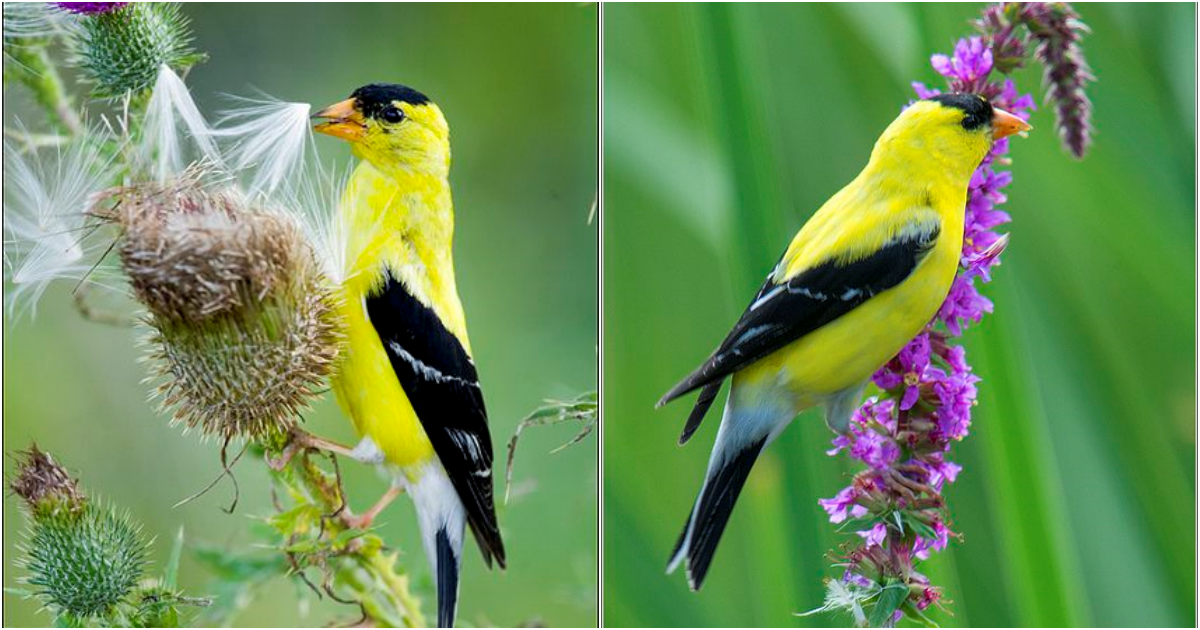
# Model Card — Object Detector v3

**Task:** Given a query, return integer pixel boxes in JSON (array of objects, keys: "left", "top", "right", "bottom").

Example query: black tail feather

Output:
[
  {"left": 467, "top": 518, "right": 505, "bottom": 570},
  {"left": 669, "top": 436, "right": 767, "bottom": 590},
  {"left": 436, "top": 529, "right": 460, "bottom": 628},
  {"left": 678, "top": 381, "right": 722, "bottom": 445}
]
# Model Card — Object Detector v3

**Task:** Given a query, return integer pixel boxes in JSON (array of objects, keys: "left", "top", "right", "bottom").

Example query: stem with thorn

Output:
[{"left": 256, "top": 428, "right": 428, "bottom": 628}]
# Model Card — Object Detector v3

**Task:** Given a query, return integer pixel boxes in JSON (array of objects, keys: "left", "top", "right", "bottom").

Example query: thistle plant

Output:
[
  {"left": 809, "top": 3, "right": 1093, "bottom": 626},
  {"left": 3, "top": 5, "right": 430, "bottom": 626},
  {"left": 9, "top": 445, "right": 208, "bottom": 627}
]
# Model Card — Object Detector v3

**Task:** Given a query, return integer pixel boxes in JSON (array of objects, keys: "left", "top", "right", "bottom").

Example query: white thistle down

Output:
[
  {"left": 139, "top": 71, "right": 351, "bottom": 284},
  {"left": 211, "top": 95, "right": 312, "bottom": 199},
  {"left": 270, "top": 158, "right": 360, "bottom": 287},
  {"left": 140, "top": 64, "right": 222, "bottom": 182},
  {"left": 6, "top": 62, "right": 353, "bottom": 322},
  {"left": 2, "top": 3, "right": 63, "bottom": 47},
  {"left": 797, "top": 578, "right": 874, "bottom": 627},
  {"left": 3, "top": 132, "right": 121, "bottom": 318}
]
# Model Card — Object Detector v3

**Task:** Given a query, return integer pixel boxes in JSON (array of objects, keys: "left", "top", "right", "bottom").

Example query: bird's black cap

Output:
[
  {"left": 928, "top": 93, "right": 993, "bottom": 131},
  {"left": 351, "top": 83, "right": 430, "bottom": 119}
]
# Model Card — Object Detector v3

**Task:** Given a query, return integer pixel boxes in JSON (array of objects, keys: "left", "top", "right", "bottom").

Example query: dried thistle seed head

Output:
[
  {"left": 11, "top": 445, "right": 85, "bottom": 516},
  {"left": 21, "top": 501, "right": 148, "bottom": 619},
  {"left": 101, "top": 174, "right": 342, "bottom": 439},
  {"left": 107, "top": 174, "right": 301, "bottom": 324}
]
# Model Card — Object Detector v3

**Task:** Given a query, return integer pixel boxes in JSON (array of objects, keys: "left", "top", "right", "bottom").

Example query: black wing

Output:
[
  {"left": 659, "top": 225, "right": 940, "bottom": 422},
  {"left": 366, "top": 271, "right": 506, "bottom": 569}
]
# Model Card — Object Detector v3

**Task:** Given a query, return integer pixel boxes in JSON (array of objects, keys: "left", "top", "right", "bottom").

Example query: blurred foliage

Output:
[
  {"left": 506, "top": 391, "right": 598, "bottom": 504},
  {"left": 4, "top": 3, "right": 597, "bottom": 627},
  {"left": 604, "top": 3, "right": 1193, "bottom": 627}
]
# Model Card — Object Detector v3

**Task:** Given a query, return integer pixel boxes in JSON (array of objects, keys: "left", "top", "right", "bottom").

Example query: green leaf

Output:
[{"left": 868, "top": 581, "right": 908, "bottom": 628}]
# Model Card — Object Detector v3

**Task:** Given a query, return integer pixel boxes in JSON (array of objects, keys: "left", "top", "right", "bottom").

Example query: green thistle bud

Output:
[
  {"left": 12, "top": 447, "right": 148, "bottom": 621},
  {"left": 22, "top": 504, "right": 148, "bottom": 620},
  {"left": 68, "top": 2, "right": 203, "bottom": 98},
  {"left": 98, "top": 172, "right": 342, "bottom": 440}
]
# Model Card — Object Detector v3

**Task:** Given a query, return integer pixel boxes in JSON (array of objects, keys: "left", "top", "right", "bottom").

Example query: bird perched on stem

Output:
[
  {"left": 309, "top": 83, "right": 504, "bottom": 628},
  {"left": 659, "top": 94, "right": 1030, "bottom": 590}
]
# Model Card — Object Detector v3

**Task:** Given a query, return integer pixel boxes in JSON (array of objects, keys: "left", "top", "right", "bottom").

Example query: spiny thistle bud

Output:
[
  {"left": 12, "top": 447, "right": 148, "bottom": 621},
  {"left": 68, "top": 2, "right": 203, "bottom": 98},
  {"left": 95, "top": 170, "right": 342, "bottom": 440}
]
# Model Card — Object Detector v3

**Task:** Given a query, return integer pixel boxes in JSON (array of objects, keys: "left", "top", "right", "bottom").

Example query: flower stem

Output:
[{"left": 7, "top": 43, "right": 82, "bottom": 135}]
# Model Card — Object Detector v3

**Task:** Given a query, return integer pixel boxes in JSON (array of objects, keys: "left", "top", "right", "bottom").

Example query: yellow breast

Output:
[{"left": 330, "top": 160, "right": 465, "bottom": 468}]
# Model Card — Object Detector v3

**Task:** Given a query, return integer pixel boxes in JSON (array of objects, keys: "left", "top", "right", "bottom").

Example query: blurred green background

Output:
[
  {"left": 604, "top": 3, "right": 1193, "bottom": 628},
  {"left": 4, "top": 3, "right": 597, "bottom": 627}
]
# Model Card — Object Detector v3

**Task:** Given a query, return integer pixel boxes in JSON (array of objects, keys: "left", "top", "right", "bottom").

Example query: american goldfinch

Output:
[
  {"left": 313, "top": 83, "right": 504, "bottom": 628},
  {"left": 659, "top": 94, "right": 1030, "bottom": 590}
]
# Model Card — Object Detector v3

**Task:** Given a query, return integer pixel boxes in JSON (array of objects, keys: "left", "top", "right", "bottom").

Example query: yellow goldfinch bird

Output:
[
  {"left": 312, "top": 84, "right": 503, "bottom": 628},
  {"left": 660, "top": 94, "right": 1029, "bottom": 589}
]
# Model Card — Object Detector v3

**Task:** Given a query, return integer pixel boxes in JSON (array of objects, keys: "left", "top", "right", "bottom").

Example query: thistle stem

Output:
[
  {"left": 7, "top": 43, "right": 82, "bottom": 135},
  {"left": 266, "top": 441, "right": 427, "bottom": 627}
]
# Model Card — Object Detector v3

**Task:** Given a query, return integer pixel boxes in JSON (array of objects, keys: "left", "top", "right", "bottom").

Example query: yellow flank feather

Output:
[{"left": 329, "top": 100, "right": 468, "bottom": 469}]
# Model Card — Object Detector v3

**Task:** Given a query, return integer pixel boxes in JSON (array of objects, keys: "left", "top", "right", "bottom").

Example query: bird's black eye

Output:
[{"left": 381, "top": 106, "right": 404, "bottom": 123}]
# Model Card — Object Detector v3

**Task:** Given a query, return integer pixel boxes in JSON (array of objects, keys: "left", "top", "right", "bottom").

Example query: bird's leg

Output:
[
  {"left": 266, "top": 427, "right": 359, "bottom": 471},
  {"left": 341, "top": 485, "right": 404, "bottom": 531},
  {"left": 292, "top": 428, "right": 359, "bottom": 458}
]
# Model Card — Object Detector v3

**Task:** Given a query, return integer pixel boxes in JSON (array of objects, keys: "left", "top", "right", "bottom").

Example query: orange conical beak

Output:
[
  {"left": 313, "top": 98, "right": 367, "bottom": 142},
  {"left": 992, "top": 107, "right": 1032, "bottom": 140}
]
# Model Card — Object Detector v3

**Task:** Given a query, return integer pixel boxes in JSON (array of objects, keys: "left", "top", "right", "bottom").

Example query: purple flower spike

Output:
[
  {"left": 818, "top": 5, "right": 1095, "bottom": 625},
  {"left": 1022, "top": 3, "right": 1095, "bottom": 157},
  {"left": 52, "top": 2, "right": 127, "bottom": 14},
  {"left": 820, "top": 5, "right": 1094, "bottom": 625}
]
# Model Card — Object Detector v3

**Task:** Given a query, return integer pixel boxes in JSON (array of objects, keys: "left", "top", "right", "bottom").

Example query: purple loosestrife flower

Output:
[
  {"left": 931, "top": 37, "right": 993, "bottom": 92},
  {"left": 937, "top": 275, "right": 994, "bottom": 336},
  {"left": 818, "top": 486, "right": 867, "bottom": 524},
  {"left": 856, "top": 523, "right": 888, "bottom": 549},
  {"left": 873, "top": 335, "right": 932, "bottom": 411},
  {"left": 814, "top": 4, "right": 1092, "bottom": 626},
  {"left": 842, "top": 569, "right": 873, "bottom": 589}
]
